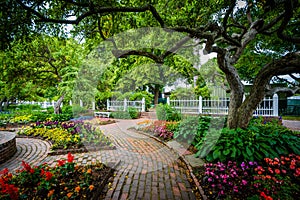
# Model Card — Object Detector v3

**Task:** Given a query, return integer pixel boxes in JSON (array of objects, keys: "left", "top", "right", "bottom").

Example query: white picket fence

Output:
[
  {"left": 107, "top": 98, "right": 145, "bottom": 112},
  {"left": 168, "top": 94, "right": 279, "bottom": 116},
  {"left": 16, "top": 100, "right": 96, "bottom": 110}
]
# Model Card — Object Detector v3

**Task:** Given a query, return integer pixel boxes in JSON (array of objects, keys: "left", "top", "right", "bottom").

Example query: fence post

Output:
[
  {"left": 124, "top": 99, "right": 127, "bottom": 111},
  {"left": 69, "top": 100, "right": 72, "bottom": 106},
  {"left": 92, "top": 101, "right": 95, "bottom": 110},
  {"left": 52, "top": 100, "right": 55, "bottom": 108},
  {"left": 142, "top": 97, "right": 145, "bottom": 112},
  {"left": 199, "top": 96, "right": 203, "bottom": 114},
  {"left": 80, "top": 99, "right": 83, "bottom": 107},
  {"left": 167, "top": 97, "right": 170, "bottom": 105},
  {"left": 273, "top": 93, "right": 279, "bottom": 116},
  {"left": 107, "top": 99, "right": 110, "bottom": 110}
]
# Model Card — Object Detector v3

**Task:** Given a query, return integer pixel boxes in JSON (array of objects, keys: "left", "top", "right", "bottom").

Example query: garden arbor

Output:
[{"left": 5, "top": 0, "right": 300, "bottom": 128}]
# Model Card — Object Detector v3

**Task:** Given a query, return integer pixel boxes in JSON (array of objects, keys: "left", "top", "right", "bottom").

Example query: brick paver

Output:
[{"left": 0, "top": 119, "right": 200, "bottom": 200}]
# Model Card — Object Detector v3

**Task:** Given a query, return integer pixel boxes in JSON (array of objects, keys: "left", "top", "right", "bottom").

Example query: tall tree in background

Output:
[{"left": 4, "top": 0, "right": 300, "bottom": 128}]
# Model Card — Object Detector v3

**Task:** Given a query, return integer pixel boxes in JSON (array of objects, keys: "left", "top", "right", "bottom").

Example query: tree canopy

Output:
[{"left": 2, "top": 0, "right": 300, "bottom": 128}]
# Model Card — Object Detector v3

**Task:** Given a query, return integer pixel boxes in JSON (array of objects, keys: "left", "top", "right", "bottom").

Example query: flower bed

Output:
[
  {"left": 88, "top": 118, "right": 116, "bottom": 125},
  {"left": 194, "top": 154, "right": 300, "bottom": 199},
  {"left": 17, "top": 120, "right": 115, "bottom": 155},
  {"left": 0, "top": 153, "right": 114, "bottom": 200},
  {"left": 136, "top": 120, "right": 179, "bottom": 141}
]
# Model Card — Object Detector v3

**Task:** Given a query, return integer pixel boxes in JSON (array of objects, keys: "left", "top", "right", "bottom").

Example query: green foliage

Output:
[
  {"left": 129, "top": 91, "right": 154, "bottom": 110},
  {"left": 128, "top": 107, "right": 139, "bottom": 119},
  {"left": 170, "top": 87, "right": 196, "bottom": 100},
  {"left": 156, "top": 104, "right": 181, "bottom": 121},
  {"left": 199, "top": 123, "right": 300, "bottom": 163},
  {"left": 174, "top": 116, "right": 211, "bottom": 146},
  {"left": 110, "top": 111, "right": 132, "bottom": 119}
]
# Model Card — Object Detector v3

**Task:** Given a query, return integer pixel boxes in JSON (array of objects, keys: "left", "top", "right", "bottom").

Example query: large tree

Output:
[{"left": 6, "top": 0, "right": 300, "bottom": 128}]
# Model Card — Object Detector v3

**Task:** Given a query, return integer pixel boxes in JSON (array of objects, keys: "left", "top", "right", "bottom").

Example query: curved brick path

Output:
[
  {"left": 0, "top": 138, "right": 51, "bottom": 172},
  {"left": 0, "top": 119, "right": 200, "bottom": 200}
]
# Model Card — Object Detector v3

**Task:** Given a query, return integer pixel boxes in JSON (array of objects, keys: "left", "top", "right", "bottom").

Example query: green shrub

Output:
[
  {"left": 29, "top": 112, "right": 50, "bottom": 122},
  {"left": 110, "top": 111, "right": 132, "bottom": 119},
  {"left": 128, "top": 107, "right": 139, "bottom": 119},
  {"left": 196, "top": 123, "right": 300, "bottom": 164},
  {"left": 17, "top": 104, "right": 42, "bottom": 111},
  {"left": 174, "top": 116, "right": 212, "bottom": 146},
  {"left": 156, "top": 104, "right": 181, "bottom": 121},
  {"left": 129, "top": 91, "right": 154, "bottom": 111},
  {"left": 50, "top": 114, "right": 73, "bottom": 122},
  {"left": 46, "top": 107, "right": 54, "bottom": 114}
]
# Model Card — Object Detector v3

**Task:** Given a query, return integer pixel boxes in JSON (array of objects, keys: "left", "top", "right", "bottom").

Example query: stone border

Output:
[
  {"left": 131, "top": 128, "right": 208, "bottom": 200},
  {"left": 0, "top": 132, "right": 17, "bottom": 164},
  {"left": 16, "top": 135, "right": 116, "bottom": 156}
]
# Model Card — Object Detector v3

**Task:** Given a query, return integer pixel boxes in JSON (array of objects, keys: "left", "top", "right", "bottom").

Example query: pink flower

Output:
[
  {"left": 208, "top": 178, "right": 213, "bottom": 182},
  {"left": 242, "top": 180, "right": 247, "bottom": 185}
]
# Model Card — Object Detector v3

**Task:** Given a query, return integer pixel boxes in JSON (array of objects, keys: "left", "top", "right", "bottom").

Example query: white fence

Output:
[
  {"left": 168, "top": 94, "right": 279, "bottom": 116},
  {"left": 107, "top": 98, "right": 145, "bottom": 112},
  {"left": 16, "top": 100, "right": 96, "bottom": 110}
]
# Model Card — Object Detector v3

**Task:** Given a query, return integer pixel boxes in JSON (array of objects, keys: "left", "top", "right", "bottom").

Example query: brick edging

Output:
[{"left": 131, "top": 128, "right": 208, "bottom": 200}]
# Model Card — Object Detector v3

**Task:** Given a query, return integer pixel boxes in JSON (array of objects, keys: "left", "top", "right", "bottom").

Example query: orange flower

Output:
[
  {"left": 258, "top": 171, "right": 263, "bottom": 175},
  {"left": 87, "top": 169, "right": 92, "bottom": 174},
  {"left": 47, "top": 189, "right": 55, "bottom": 197},
  {"left": 89, "top": 185, "right": 95, "bottom": 191},
  {"left": 266, "top": 175, "right": 271, "bottom": 179},
  {"left": 67, "top": 193, "right": 72, "bottom": 198},
  {"left": 64, "top": 187, "right": 68, "bottom": 191},
  {"left": 75, "top": 186, "right": 81, "bottom": 193}
]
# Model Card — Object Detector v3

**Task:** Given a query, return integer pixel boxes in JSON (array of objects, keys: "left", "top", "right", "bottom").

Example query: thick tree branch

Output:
[
  {"left": 16, "top": 0, "right": 165, "bottom": 27},
  {"left": 266, "top": 86, "right": 300, "bottom": 96}
]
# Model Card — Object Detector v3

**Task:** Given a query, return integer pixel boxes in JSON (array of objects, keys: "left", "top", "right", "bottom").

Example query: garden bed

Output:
[
  {"left": 17, "top": 120, "right": 115, "bottom": 155},
  {"left": 0, "top": 153, "right": 117, "bottom": 200}
]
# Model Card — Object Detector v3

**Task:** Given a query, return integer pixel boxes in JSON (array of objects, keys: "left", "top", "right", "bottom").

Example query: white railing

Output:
[
  {"left": 16, "top": 100, "right": 97, "bottom": 110},
  {"left": 107, "top": 98, "right": 145, "bottom": 112},
  {"left": 168, "top": 93, "right": 279, "bottom": 116}
]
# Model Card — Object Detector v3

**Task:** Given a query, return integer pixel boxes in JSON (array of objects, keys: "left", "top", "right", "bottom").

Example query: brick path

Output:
[{"left": 0, "top": 119, "right": 200, "bottom": 200}]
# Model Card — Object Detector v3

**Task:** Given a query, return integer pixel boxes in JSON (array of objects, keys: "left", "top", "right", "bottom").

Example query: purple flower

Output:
[{"left": 208, "top": 178, "right": 213, "bottom": 182}]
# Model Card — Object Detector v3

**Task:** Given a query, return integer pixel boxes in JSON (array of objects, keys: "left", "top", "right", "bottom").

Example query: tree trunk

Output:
[
  {"left": 154, "top": 84, "right": 160, "bottom": 105},
  {"left": 54, "top": 94, "right": 65, "bottom": 114}
]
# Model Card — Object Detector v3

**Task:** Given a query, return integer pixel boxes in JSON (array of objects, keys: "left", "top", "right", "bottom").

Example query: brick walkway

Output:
[{"left": 0, "top": 119, "right": 200, "bottom": 200}]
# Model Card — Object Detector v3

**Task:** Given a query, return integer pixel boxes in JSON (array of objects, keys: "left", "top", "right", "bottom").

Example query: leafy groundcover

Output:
[{"left": 0, "top": 153, "right": 115, "bottom": 200}]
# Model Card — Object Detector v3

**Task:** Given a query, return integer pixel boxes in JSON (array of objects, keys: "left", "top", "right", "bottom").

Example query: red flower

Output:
[
  {"left": 57, "top": 160, "right": 66, "bottom": 167},
  {"left": 266, "top": 196, "right": 273, "bottom": 200},
  {"left": 275, "top": 169, "right": 280, "bottom": 174},
  {"left": 290, "top": 165, "right": 296, "bottom": 170},
  {"left": 67, "top": 152, "right": 74, "bottom": 163},
  {"left": 21, "top": 161, "right": 32, "bottom": 172},
  {"left": 281, "top": 169, "right": 287, "bottom": 174},
  {"left": 260, "top": 192, "right": 267, "bottom": 198},
  {"left": 45, "top": 171, "right": 53, "bottom": 181},
  {"left": 0, "top": 168, "right": 9, "bottom": 175}
]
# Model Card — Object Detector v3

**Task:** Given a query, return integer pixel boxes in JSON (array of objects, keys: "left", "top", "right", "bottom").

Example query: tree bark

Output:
[
  {"left": 235, "top": 52, "right": 300, "bottom": 129},
  {"left": 54, "top": 93, "right": 65, "bottom": 114},
  {"left": 154, "top": 84, "right": 160, "bottom": 105}
]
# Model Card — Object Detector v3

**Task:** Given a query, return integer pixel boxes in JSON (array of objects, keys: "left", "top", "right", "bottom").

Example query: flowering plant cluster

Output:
[
  {"left": 199, "top": 154, "right": 300, "bottom": 199},
  {"left": 137, "top": 120, "right": 178, "bottom": 141},
  {"left": 88, "top": 117, "right": 116, "bottom": 125},
  {"left": 0, "top": 153, "right": 109, "bottom": 200},
  {"left": 254, "top": 154, "right": 300, "bottom": 199},
  {"left": 18, "top": 120, "right": 113, "bottom": 150}
]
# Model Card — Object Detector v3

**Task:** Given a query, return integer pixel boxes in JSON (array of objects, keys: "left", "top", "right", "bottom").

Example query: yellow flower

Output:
[
  {"left": 89, "top": 185, "right": 95, "bottom": 191},
  {"left": 75, "top": 186, "right": 81, "bottom": 193},
  {"left": 67, "top": 192, "right": 72, "bottom": 198},
  {"left": 87, "top": 169, "right": 92, "bottom": 174},
  {"left": 47, "top": 189, "right": 55, "bottom": 197}
]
